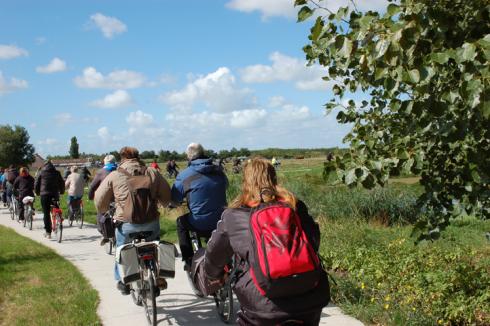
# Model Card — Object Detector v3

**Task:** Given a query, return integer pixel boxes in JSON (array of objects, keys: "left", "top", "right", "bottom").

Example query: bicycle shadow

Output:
[{"left": 156, "top": 293, "right": 240, "bottom": 325}]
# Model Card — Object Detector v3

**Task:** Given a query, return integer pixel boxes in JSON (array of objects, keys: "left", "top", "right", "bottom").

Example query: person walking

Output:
[
  {"left": 171, "top": 143, "right": 228, "bottom": 269},
  {"left": 35, "top": 160, "right": 65, "bottom": 238},
  {"left": 88, "top": 154, "right": 117, "bottom": 244},
  {"left": 95, "top": 147, "right": 171, "bottom": 294}
]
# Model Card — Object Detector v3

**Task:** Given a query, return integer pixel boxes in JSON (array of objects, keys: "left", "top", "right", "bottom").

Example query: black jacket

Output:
[
  {"left": 204, "top": 200, "right": 329, "bottom": 322},
  {"left": 35, "top": 162, "right": 65, "bottom": 197},
  {"left": 13, "top": 175, "right": 35, "bottom": 199},
  {"left": 6, "top": 168, "right": 19, "bottom": 184}
]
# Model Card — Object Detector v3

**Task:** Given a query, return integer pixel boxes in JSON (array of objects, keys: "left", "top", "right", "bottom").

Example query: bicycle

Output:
[
  {"left": 51, "top": 199, "right": 63, "bottom": 243},
  {"left": 124, "top": 231, "right": 163, "bottom": 326},
  {"left": 188, "top": 231, "right": 238, "bottom": 323},
  {"left": 103, "top": 203, "right": 116, "bottom": 255},
  {"left": 10, "top": 194, "right": 19, "bottom": 222},
  {"left": 68, "top": 198, "right": 84, "bottom": 229},
  {"left": 22, "top": 196, "right": 35, "bottom": 230}
]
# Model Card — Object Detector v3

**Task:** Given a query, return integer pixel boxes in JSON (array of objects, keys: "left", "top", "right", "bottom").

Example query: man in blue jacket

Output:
[{"left": 171, "top": 143, "right": 228, "bottom": 268}]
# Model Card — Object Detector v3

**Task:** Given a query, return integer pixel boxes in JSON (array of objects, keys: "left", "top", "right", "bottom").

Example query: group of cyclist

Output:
[
  {"left": 91, "top": 143, "right": 328, "bottom": 325},
  {"left": 1, "top": 143, "right": 328, "bottom": 325}
]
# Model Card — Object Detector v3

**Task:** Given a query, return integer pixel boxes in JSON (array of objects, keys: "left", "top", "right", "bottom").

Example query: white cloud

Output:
[
  {"left": 54, "top": 113, "right": 73, "bottom": 126},
  {"left": 230, "top": 109, "right": 267, "bottom": 128},
  {"left": 126, "top": 110, "right": 154, "bottom": 127},
  {"left": 74, "top": 67, "right": 146, "bottom": 89},
  {"left": 97, "top": 126, "right": 111, "bottom": 139},
  {"left": 38, "top": 138, "right": 58, "bottom": 145},
  {"left": 240, "top": 52, "right": 328, "bottom": 91},
  {"left": 0, "top": 71, "right": 28, "bottom": 95},
  {"left": 160, "top": 67, "right": 253, "bottom": 112},
  {"left": 226, "top": 0, "right": 389, "bottom": 19},
  {"left": 226, "top": 0, "right": 296, "bottom": 19},
  {"left": 268, "top": 95, "right": 286, "bottom": 108},
  {"left": 90, "top": 90, "right": 133, "bottom": 108},
  {"left": 89, "top": 13, "right": 127, "bottom": 39},
  {"left": 36, "top": 57, "right": 67, "bottom": 74},
  {"left": 0, "top": 44, "right": 28, "bottom": 60}
]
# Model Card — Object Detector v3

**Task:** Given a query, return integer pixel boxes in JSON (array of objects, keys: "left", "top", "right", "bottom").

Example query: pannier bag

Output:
[
  {"left": 158, "top": 241, "right": 176, "bottom": 278},
  {"left": 100, "top": 214, "right": 115, "bottom": 238},
  {"left": 190, "top": 248, "right": 222, "bottom": 296},
  {"left": 116, "top": 244, "right": 140, "bottom": 284},
  {"left": 249, "top": 202, "right": 323, "bottom": 298}
]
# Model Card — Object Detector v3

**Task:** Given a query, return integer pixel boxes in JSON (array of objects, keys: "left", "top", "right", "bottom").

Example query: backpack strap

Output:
[{"left": 117, "top": 166, "right": 147, "bottom": 177}]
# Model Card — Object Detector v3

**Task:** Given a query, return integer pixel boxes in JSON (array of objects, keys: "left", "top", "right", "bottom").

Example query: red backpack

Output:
[{"left": 248, "top": 202, "right": 323, "bottom": 298}]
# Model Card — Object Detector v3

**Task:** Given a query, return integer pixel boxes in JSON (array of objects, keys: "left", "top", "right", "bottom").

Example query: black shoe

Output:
[
  {"left": 183, "top": 260, "right": 192, "bottom": 272},
  {"left": 117, "top": 281, "right": 130, "bottom": 295},
  {"left": 100, "top": 238, "right": 110, "bottom": 246}
]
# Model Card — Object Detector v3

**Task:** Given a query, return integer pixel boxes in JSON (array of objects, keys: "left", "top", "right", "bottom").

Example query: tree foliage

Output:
[
  {"left": 0, "top": 125, "right": 35, "bottom": 167},
  {"left": 69, "top": 136, "right": 80, "bottom": 159},
  {"left": 297, "top": 0, "right": 490, "bottom": 238}
]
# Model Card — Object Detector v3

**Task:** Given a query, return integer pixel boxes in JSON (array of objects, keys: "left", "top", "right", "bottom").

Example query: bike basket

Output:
[
  {"left": 116, "top": 244, "right": 140, "bottom": 284},
  {"left": 158, "top": 241, "right": 176, "bottom": 278}
]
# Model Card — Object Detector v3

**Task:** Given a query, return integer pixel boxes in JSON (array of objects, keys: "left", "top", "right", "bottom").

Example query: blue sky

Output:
[{"left": 0, "top": 0, "right": 386, "bottom": 156}]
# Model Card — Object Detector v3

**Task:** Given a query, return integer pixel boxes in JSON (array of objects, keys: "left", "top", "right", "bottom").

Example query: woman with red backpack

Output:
[{"left": 204, "top": 158, "right": 330, "bottom": 325}]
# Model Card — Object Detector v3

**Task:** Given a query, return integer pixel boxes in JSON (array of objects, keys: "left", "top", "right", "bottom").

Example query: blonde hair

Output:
[
  {"left": 230, "top": 157, "right": 296, "bottom": 209},
  {"left": 19, "top": 167, "right": 29, "bottom": 176}
]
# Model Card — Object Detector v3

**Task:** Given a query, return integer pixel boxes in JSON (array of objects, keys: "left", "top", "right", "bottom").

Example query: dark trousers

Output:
[
  {"left": 176, "top": 214, "right": 211, "bottom": 263},
  {"left": 18, "top": 196, "right": 26, "bottom": 220},
  {"left": 237, "top": 309, "right": 322, "bottom": 326},
  {"left": 41, "top": 195, "right": 57, "bottom": 233}
]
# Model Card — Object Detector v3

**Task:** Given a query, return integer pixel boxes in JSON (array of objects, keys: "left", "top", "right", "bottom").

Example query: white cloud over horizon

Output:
[
  {"left": 0, "top": 71, "right": 28, "bottom": 95},
  {"left": 240, "top": 52, "right": 328, "bottom": 91},
  {"left": 91, "top": 90, "right": 133, "bottom": 108},
  {"left": 160, "top": 67, "right": 254, "bottom": 113},
  {"left": 36, "top": 57, "right": 67, "bottom": 74},
  {"left": 0, "top": 44, "right": 28, "bottom": 60},
  {"left": 226, "top": 0, "right": 389, "bottom": 19},
  {"left": 89, "top": 13, "right": 127, "bottom": 39},
  {"left": 74, "top": 67, "right": 146, "bottom": 89}
]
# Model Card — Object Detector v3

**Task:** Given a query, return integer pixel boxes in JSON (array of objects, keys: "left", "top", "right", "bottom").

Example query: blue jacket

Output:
[{"left": 171, "top": 158, "right": 228, "bottom": 231}]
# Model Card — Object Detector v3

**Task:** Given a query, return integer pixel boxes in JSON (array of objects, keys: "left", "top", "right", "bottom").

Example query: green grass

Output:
[{"left": 0, "top": 225, "right": 99, "bottom": 326}]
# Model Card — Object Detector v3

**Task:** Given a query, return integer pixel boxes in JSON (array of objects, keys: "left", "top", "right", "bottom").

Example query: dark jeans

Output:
[
  {"left": 18, "top": 196, "right": 26, "bottom": 220},
  {"left": 176, "top": 214, "right": 212, "bottom": 263},
  {"left": 41, "top": 195, "right": 57, "bottom": 233},
  {"left": 237, "top": 309, "right": 322, "bottom": 326}
]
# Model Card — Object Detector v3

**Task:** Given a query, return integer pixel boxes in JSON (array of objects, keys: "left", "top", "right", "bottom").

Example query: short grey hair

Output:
[
  {"left": 186, "top": 143, "right": 204, "bottom": 161},
  {"left": 70, "top": 166, "right": 78, "bottom": 173}
]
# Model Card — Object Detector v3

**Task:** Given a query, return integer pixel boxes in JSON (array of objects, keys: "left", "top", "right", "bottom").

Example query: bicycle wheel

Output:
[
  {"left": 142, "top": 269, "right": 157, "bottom": 326},
  {"left": 105, "top": 239, "right": 113, "bottom": 255},
  {"left": 214, "top": 283, "right": 234, "bottom": 323},
  {"left": 186, "top": 270, "right": 205, "bottom": 297},
  {"left": 77, "top": 206, "right": 84, "bottom": 229},
  {"left": 22, "top": 206, "right": 27, "bottom": 227},
  {"left": 27, "top": 207, "right": 33, "bottom": 230},
  {"left": 56, "top": 214, "right": 63, "bottom": 243}
]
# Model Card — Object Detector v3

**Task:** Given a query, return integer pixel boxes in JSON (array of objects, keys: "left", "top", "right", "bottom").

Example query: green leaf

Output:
[
  {"left": 297, "top": 6, "right": 314, "bottom": 22},
  {"left": 311, "top": 17, "right": 323, "bottom": 41},
  {"left": 431, "top": 52, "right": 450, "bottom": 64},
  {"left": 375, "top": 67, "right": 386, "bottom": 81},
  {"left": 294, "top": 0, "right": 307, "bottom": 6},
  {"left": 345, "top": 169, "right": 357, "bottom": 185},
  {"left": 482, "top": 100, "right": 490, "bottom": 119},
  {"left": 387, "top": 4, "right": 401, "bottom": 16},
  {"left": 408, "top": 69, "right": 420, "bottom": 83},
  {"left": 461, "top": 43, "right": 477, "bottom": 61},
  {"left": 375, "top": 38, "right": 390, "bottom": 59},
  {"left": 339, "top": 37, "right": 353, "bottom": 58}
]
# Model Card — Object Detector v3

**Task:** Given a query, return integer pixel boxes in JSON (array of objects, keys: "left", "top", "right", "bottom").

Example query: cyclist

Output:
[
  {"left": 35, "top": 160, "right": 65, "bottom": 239},
  {"left": 88, "top": 154, "right": 117, "bottom": 245},
  {"left": 166, "top": 159, "right": 179, "bottom": 178},
  {"left": 13, "top": 167, "right": 35, "bottom": 221},
  {"left": 171, "top": 143, "right": 228, "bottom": 270},
  {"left": 0, "top": 168, "right": 5, "bottom": 207},
  {"left": 5, "top": 165, "right": 19, "bottom": 205},
  {"left": 204, "top": 158, "right": 329, "bottom": 325},
  {"left": 150, "top": 159, "right": 161, "bottom": 172},
  {"left": 65, "top": 166, "right": 84, "bottom": 219},
  {"left": 94, "top": 146, "right": 171, "bottom": 295},
  {"left": 81, "top": 166, "right": 91, "bottom": 183}
]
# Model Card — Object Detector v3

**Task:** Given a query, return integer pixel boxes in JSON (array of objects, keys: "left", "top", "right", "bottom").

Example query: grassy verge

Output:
[{"left": 0, "top": 225, "right": 99, "bottom": 325}]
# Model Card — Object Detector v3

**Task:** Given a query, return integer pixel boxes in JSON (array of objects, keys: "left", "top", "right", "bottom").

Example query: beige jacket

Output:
[
  {"left": 65, "top": 172, "right": 85, "bottom": 197},
  {"left": 94, "top": 159, "right": 171, "bottom": 223}
]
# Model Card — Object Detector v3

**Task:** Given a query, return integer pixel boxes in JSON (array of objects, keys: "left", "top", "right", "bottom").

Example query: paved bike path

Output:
[{"left": 0, "top": 208, "right": 363, "bottom": 326}]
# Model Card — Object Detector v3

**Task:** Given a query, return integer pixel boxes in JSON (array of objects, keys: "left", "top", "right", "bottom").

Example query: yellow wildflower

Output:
[{"left": 384, "top": 304, "right": 390, "bottom": 310}]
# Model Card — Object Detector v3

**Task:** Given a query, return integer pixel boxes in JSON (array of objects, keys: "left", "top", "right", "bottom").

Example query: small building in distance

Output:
[
  {"left": 29, "top": 154, "right": 45, "bottom": 171},
  {"left": 50, "top": 157, "right": 95, "bottom": 168}
]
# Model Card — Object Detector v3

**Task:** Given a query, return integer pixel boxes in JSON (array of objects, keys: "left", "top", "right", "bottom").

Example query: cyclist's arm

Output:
[
  {"left": 204, "top": 217, "right": 233, "bottom": 281},
  {"left": 57, "top": 172, "right": 65, "bottom": 195},
  {"left": 94, "top": 176, "right": 113, "bottom": 213},
  {"left": 170, "top": 175, "right": 185, "bottom": 204},
  {"left": 154, "top": 170, "right": 171, "bottom": 207},
  {"left": 296, "top": 200, "right": 321, "bottom": 252},
  {"left": 34, "top": 174, "right": 41, "bottom": 196},
  {"left": 88, "top": 173, "right": 101, "bottom": 200}
]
